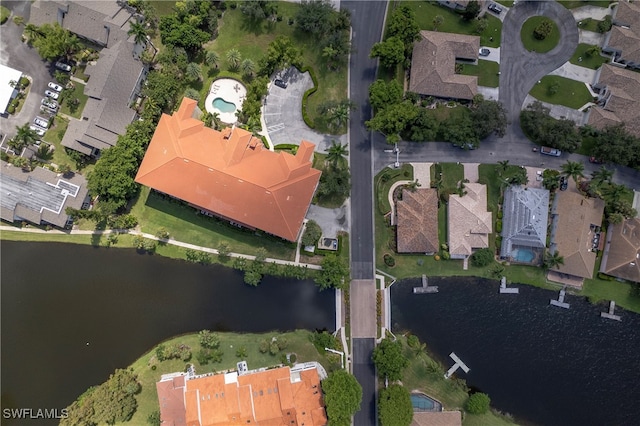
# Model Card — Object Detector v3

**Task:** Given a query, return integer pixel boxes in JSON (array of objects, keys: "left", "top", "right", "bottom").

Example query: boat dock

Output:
[
  {"left": 550, "top": 287, "right": 570, "bottom": 309},
  {"left": 601, "top": 301, "right": 621, "bottom": 321},
  {"left": 499, "top": 276, "right": 519, "bottom": 294},
  {"left": 414, "top": 275, "right": 438, "bottom": 294},
  {"left": 444, "top": 352, "right": 470, "bottom": 379}
]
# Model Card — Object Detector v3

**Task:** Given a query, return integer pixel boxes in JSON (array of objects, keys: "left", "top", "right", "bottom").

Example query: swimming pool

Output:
[
  {"left": 212, "top": 98, "right": 236, "bottom": 113},
  {"left": 411, "top": 392, "right": 441, "bottom": 412},
  {"left": 512, "top": 247, "right": 535, "bottom": 263}
]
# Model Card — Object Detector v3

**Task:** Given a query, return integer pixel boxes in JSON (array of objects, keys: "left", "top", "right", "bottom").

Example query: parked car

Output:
[
  {"left": 44, "top": 90, "right": 59, "bottom": 100},
  {"left": 479, "top": 48, "right": 490, "bottom": 57},
  {"left": 540, "top": 146, "right": 562, "bottom": 157},
  {"left": 41, "top": 98, "right": 59, "bottom": 110},
  {"left": 274, "top": 79, "right": 288, "bottom": 89},
  {"left": 48, "top": 82, "right": 63, "bottom": 92},
  {"left": 488, "top": 3, "right": 503, "bottom": 14},
  {"left": 29, "top": 125, "right": 46, "bottom": 137},
  {"left": 55, "top": 61, "right": 72, "bottom": 72},
  {"left": 559, "top": 176, "right": 568, "bottom": 191},
  {"left": 34, "top": 117, "right": 50, "bottom": 129}
]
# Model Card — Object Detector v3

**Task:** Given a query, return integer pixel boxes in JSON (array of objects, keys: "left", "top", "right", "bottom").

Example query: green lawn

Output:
[
  {"left": 375, "top": 164, "right": 414, "bottom": 215},
  {"left": 459, "top": 59, "right": 500, "bottom": 87},
  {"left": 130, "top": 187, "right": 296, "bottom": 260},
  {"left": 399, "top": 1, "right": 502, "bottom": 48},
  {"left": 495, "top": 0, "right": 514, "bottom": 6},
  {"left": 206, "top": 5, "right": 348, "bottom": 134},
  {"left": 561, "top": 0, "right": 612, "bottom": 9},
  {"left": 148, "top": 0, "right": 176, "bottom": 17},
  {"left": 521, "top": 16, "right": 560, "bottom": 53},
  {"left": 576, "top": 17, "right": 602, "bottom": 33},
  {"left": 569, "top": 43, "right": 609, "bottom": 70},
  {"left": 529, "top": 75, "right": 594, "bottom": 109},
  {"left": 1, "top": 5, "right": 10, "bottom": 25},
  {"left": 60, "top": 83, "right": 89, "bottom": 119}
]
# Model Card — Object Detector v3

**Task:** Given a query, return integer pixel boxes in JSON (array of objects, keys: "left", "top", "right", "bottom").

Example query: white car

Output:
[
  {"left": 41, "top": 98, "right": 58, "bottom": 110},
  {"left": 48, "top": 82, "right": 63, "bottom": 92},
  {"left": 44, "top": 90, "right": 59, "bottom": 100},
  {"left": 29, "top": 125, "right": 46, "bottom": 136},
  {"left": 34, "top": 117, "right": 50, "bottom": 129},
  {"left": 55, "top": 61, "right": 72, "bottom": 72}
]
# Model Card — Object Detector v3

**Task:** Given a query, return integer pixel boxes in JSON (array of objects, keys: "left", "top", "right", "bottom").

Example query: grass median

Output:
[{"left": 529, "top": 75, "right": 593, "bottom": 109}]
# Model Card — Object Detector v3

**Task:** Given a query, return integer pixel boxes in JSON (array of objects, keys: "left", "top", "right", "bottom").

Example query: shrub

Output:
[
  {"left": 533, "top": 19, "right": 553, "bottom": 40},
  {"left": 597, "top": 15, "right": 612, "bottom": 33},
  {"left": 311, "top": 330, "right": 339, "bottom": 353},
  {"left": 235, "top": 346, "right": 247, "bottom": 358},
  {"left": 300, "top": 66, "right": 318, "bottom": 128},
  {"left": 259, "top": 339, "right": 269, "bottom": 353},
  {"left": 465, "top": 392, "right": 491, "bottom": 414},
  {"left": 269, "top": 341, "right": 280, "bottom": 355},
  {"left": 470, "top": 248, "right": 494, "bottom": 267},
  {"left": 7, "top": 104, "right": 15, "bottom": 114},
  {"left": 383, "top": 254, "right": 395, "bottom": 267},
  {"left": 302, "top": 220, "right": 322, "bottom": 247},
  {"left": 406, "top": 335, "right": 420, "bottom": 349},
  {"left": 19, "top": 76, "right": 29, "bottom": 87},
  {"left": 496, "top": 220, "right": 503, "bottom": 233},
  {"left": 199, "top": 330, "right": 220, "bottom": 349}
]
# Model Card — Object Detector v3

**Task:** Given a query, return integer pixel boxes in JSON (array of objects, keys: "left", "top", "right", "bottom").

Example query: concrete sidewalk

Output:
[
  {"left": 549, "top": 61, "right": 598, "bottom": 85},
  {"left": 478, "top": 86, "right": 499, "bottom": 100},
  {"left": 572, "top": 5, "right": 613, "bottom": 22}
]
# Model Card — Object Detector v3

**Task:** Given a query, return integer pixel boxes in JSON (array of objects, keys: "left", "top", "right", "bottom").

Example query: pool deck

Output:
[{"left": 205, "top": 78, "right": 247, "bottom": 124}]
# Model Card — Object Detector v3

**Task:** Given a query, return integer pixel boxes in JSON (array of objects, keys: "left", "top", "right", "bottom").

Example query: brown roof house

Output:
[
  {"left": 156, "top": 362, "right": 327, "bottom": 426},
  {"left": 588, "top": 64, "right": 640, "bottom": 138},
  {"left": 409, "top": 31, "right": 479, "bottom": 100},
  {"left": 600, "top": 218, "right": 640, "bottom": 283},
  {"left": 135, "top": 98, "right": 321, "bottom": 242},
  {"left": 30, "top": 0, "right": 148, "bottom": 156},
  {"left": 396, "top": 188, "right": 439, "bottom": 254},
  {"left": 0, "top": 161, "right": 89, "bottom": 228},
  {"left": 602, "top": 0, "right": 640, "bottom": 70},
  {"left": 548, "top": 180, "right": 605, "bottom": 286},
  {"left": 448, "top": 183, "right": 492, "bottom": 259}
]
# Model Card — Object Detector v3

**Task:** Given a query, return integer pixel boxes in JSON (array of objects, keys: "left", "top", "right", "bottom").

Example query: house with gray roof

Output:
[
  {"left": 30, "top": 0, "right": 148, "bottom": 156},
  {"left": 500, "top": 186, "right": 550, "bottom": 265},
  {"left": 0, "top": 161, "right": 89, "bottom": 228}
]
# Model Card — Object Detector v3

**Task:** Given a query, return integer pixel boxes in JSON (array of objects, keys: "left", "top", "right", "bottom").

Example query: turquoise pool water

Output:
[
  {"left": 411, "top": 393, "right": 438, "bottom": 412},
  {"left": 212, "top": 97, "right": 236, "bottom": 113},
  {"left": 513, "top": 247, "right": 535, "bottom": 263}
]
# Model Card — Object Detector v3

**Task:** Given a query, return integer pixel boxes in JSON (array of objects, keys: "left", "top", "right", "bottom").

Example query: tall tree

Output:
[
  {"left": 316, "top": 254, "right": 349, "bottom": 290},
  {"left": 10, "top": 124, "right": 39, "bottom": 152},
  {"left": 326, "top": 140, "right": 348, "bottom": 166},
  {"left": 185, "top": 62, "right": 202, "bottom": 82},
  {"left": 462, "top": 0, "right": 481, "bottom": 21},
  {"left": 24, "top": 23, "right": 42, "bottom": 42},
  {"left": 432, "top": 15, "right": 444, "bottom": 31},
  {"left": 205, "top": 50, "right": 220, "bottom": 68},
  {"left": 471, "top": 99, "right": 508, "bottom": 139},
  {"left": 372, "top": 337, "right": 408, "bottom": 381},
  {"left": 386, "top": 5, "right": 420, "bottom": 55},
  {"left": 295, "top": 0, "right": 335, "bottom": 39},
  {"left": 241, "top": 59, "right": 255, "bottom": 77},
  {"left": 379, "top": 385, "right": 413, "bottom": 426},
  {"left": 370, "top": 36, "right": 405, "bottom": 68},
  {"left": 322, "top": 370, "right": 362, "bottom": 426},
  {"left": 127, "top": 20, "right": 148, "bottom": 46},
  {"left": 543, "top": 250, "right": 564, "bottom": 270},
  {"left": 32, "top": 23, "right": 82, "bottom": 61},
  {"left": 560, "top": 160, "right": 585, "bottom": 183},
  {"left": 368, "top": 79, "right": 403, "bottom": 112}
]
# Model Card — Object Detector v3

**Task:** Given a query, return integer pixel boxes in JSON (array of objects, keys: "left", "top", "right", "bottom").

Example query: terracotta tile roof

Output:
[
  {"left": 411, "top": 411, "right": 462, "bottom": 426},
  {"left": 409, "top": 31, "right": 479, "bottom": 100},
  {"left": 157, "top": 366, "right": 326, "bottom": 426},
  {"left": 589, "top": 65, "right": 640, "bottom": 137},
  {"left": 549, "top": 183, "right": 605, "bottom": 279},
  {"left": 448, "top": 183, "right": 492, "bottom": 257},
  {"left": 135, "top": 98, "right": 321, "bottom": 241},
  {"left": 601, "top": 218, "right": 640, "bottom": 283},
  {"left": 610, "top": 0, "right": 640, "bottom": 63},
  {"left": 396, "top": 188, "right": 439, "bottom": 253}
]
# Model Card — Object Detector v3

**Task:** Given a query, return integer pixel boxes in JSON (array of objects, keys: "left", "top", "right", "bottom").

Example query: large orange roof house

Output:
[
  {"left": 135, "top": 98, "right": 321, "bottom": 242},
  {"left": 156, "top": 362, "right": 328, "bottom": 426}
]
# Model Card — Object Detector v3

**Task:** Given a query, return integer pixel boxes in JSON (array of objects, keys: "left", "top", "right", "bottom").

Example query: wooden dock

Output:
[
  {"left": 444, "top": 352, "right": 470, "bottom": 379},
  {"left": 601, "top": 300, "right": 621, "bottom": 321},
  {"left": 499, "top": 276, "right": 519, "bottom": 294},
  {"left": 550, "top": 288, "right": 570, "bottom": 309},
  {"left": 414, "top": 275, "right": 438, "bottom": 294}
]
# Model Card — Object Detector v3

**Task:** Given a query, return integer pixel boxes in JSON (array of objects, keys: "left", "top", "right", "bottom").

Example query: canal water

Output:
[
  {"left": 391, "top": 277, "right": 640, "bottom": 426},
  {"left": 0, "top": 241, "right": 335, "bottom": 424}
]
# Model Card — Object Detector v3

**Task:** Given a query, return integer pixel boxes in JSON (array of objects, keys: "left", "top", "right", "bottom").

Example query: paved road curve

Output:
[{"left": 343, "top": 1, "right": 388, "bottom": 425}]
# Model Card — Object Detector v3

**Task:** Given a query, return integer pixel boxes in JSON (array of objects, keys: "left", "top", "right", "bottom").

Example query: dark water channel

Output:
[
  {"left": 392, "top": 277, "right": 640, "bottom": 426},
  {"left": 0, "top": 241, "right": 335, "bottom": 423}
]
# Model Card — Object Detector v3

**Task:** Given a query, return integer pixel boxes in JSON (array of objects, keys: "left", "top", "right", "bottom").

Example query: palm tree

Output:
[
  {"left": 406, "top": 180, "right": 421, "bottom": 192},
  {"left": 560, "top": 160, "right": 585, "bottom": 184},
  {"left": 603, "top": 183, "right": 628, "bottom": 204},
  {"left": 241, "top": 59, "right": 255, "bottom": 77},
  {"left": 497, "top": 160, "right": 510, "bottom": 174},
  {"left": 326, "top": 140, "right": 348, "bottom": 166},
  {"left": 24, "top": 23, "right": 42, "bottom": 42},
  {"left": 433, "top": 15, "right": 444, "bottom": 31},
  {"left": 591, "top": 166, "right": 614, "bottom": 186},
  {"left": 127, "top": 21, "right": 148, "bottom": 46},
  {"left": 62, "top": 33, "right": 83, "bottom": 61},
  {"left": 226, "top": 49, "right": 242, "bottom": 71},
  {"left": 205, "top": 50, "right": 220, "bottom": 69},
  {"left": 185, "top": 62, "right": 202, "bottom": 82},
  {"left": 328, "top": 101, "right": 354, "bottom": 131},
  {"left": 9, "top": 124, "right": 39, "bottom": 152},
  {"left": 543, "top": 250, "right": 564, "bottom": 270}
]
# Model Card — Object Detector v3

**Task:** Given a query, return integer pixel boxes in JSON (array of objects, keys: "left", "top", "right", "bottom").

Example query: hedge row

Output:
[{"left": 300, "top": 65, "right": 318, "bottom": 129}]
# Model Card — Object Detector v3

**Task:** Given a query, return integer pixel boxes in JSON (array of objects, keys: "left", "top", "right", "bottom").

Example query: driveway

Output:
[
  {"left": 0, "top": 1, "right": 56, "bottom": 143},
  {"left": 479, "top": 46, "right": 500, "bottom": 63},
  {"left": 263, "top": 67, "right": 347, "bottom": 153},
  {"left": 499, "top": 1, "right": 579, "bottom": 140},
  {"left": 523, "top": 95, "right": 587, "bottom": 124},
  {"left": 548, "top": 61, "right": 598, "bottom": 85},
  {"left": 572, "top": 5, "right": 613, "bottom": 22},
  {"left": 306, "top": 203, "right": 349, "bottom": 239}
]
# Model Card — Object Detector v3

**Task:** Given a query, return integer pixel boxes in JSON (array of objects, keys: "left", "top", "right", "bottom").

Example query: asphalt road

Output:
[
  {"left": 343, "top": 1, "right": 387, "bottom": 425},
  {"left": 0, "top": 1, "right": 57, "bottom": 142}
]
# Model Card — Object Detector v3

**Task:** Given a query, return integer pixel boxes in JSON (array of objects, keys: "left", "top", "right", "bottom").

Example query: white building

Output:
[{"left": 0, "top": 64, "right": 23, "bottom": 115}]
